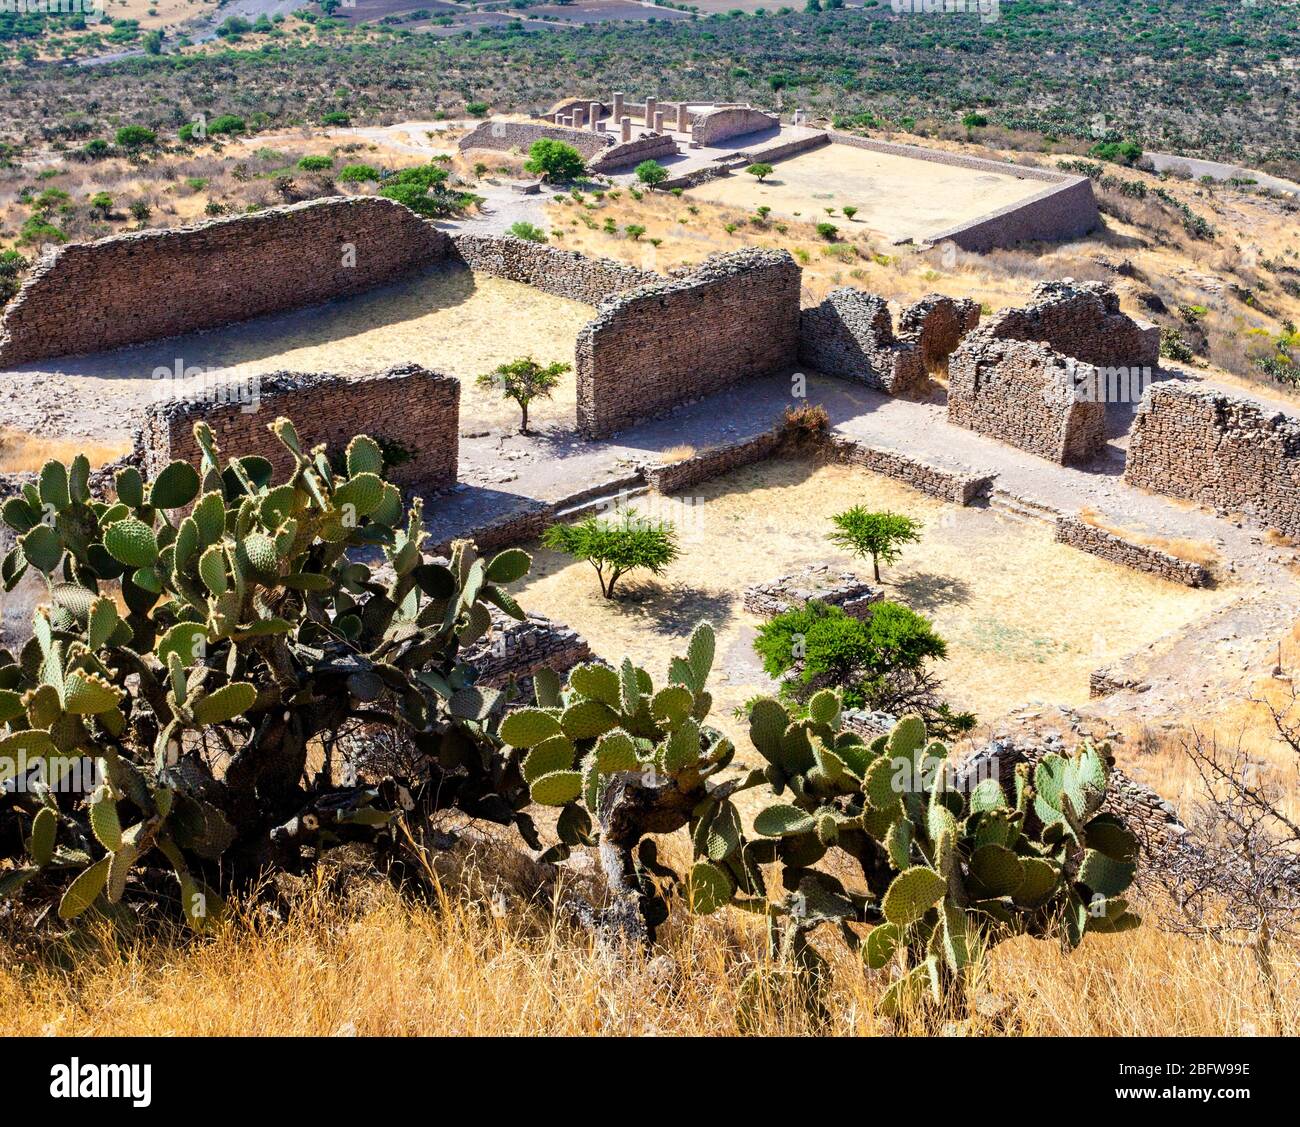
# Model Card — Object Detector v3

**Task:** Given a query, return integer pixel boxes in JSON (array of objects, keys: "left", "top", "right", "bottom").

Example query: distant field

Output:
[{"left": 685, "top": 142, "right": 1050, "bottom": 243}]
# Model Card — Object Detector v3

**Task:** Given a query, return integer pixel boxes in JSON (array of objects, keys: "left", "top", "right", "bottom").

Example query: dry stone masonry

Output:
[
  {"left": 138, "top": 364, "right": 459, "bottom": 490},
  {"left": 461, "top": 608, "right": 593, "bottom": 689},
  {"left": 743, "top": 563, "right": 882, "bottom": 619},
  {"left": 898, "top": 294, "right": 982, "bottom": 369},
  {"left": 0, "top": 197, "right": 449, "bottom": 367},
  {"left": 450, "top": 233, "right": 656, "bottom": 305},
  {"left": 457, "top": 120, "right": 610, "bottom": 161},
  {"left": 1054, "top": 516, "right": 1212, "bottom": 587},
  {"left": 575, "top": 248, "right": 802, "bottom": 438},
  {"left": 827, "top": 436, "right": 996, "bottom": 504},
  {"left": 1124, "top": 380, "right": 1300, "bottom": 538},
  {"left": 799, "top": 288, "right": 929, "bottom": 396}
]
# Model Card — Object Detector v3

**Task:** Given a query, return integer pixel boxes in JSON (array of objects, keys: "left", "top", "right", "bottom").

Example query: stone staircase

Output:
[{"left": 984, "top": 487, "right": 1062, "bottom": 528}]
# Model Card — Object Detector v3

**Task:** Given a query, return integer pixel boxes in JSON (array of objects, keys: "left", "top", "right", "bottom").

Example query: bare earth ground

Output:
[
  {"left": 0, "top": 267, "right": 593, "bottom": 457},
  {"left": 513, "top": 458, "right": 1225, "bottom": 746},
  {"left": 684, "top": 143, "right": 1051, "bottom": 244}
]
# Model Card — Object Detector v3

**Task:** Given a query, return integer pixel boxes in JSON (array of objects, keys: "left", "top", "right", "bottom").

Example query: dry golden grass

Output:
[
  {"left": 1077, "top": 505, "right": 1221, "bottom": 568},
  {"left": 2, "top": 857, "right": 1294, "bottom": 1036},
  {"left": 0, "top": 428, "right": 131, "bottom": 474}
]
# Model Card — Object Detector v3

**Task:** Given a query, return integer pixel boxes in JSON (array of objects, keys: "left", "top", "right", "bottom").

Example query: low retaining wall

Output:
[
  {"left": 827, "top": 436, "right": 995, "bottom": 504},
  {"left": 827, "top": 133, "right": 1099, "bottom": 251},
  {"left": 590, "top": 134, "right": 678, "bottom": 173},
  {"left": 743, "top": 562, "right": 881, "bottom": 619},
  {"left": 1124, "top": 380, "right": 1300, "bottom": 537},
  {"left": 1055, "top": 516, "right": 1212, "bottom": 587},
  {"left": 138, "top": 364, "right": 459, "bottom": 490},
  {"left": 462, "top": 608, "right": 593, "bottom": 689},
  {"left": 575, "top": 248, "right": 802, "bottom": 438},
  {"left": 0, "top": 197, "right": 449, "bottom": 367},
  {"left": 642, "top": 429, "right": 785, "bottom": 494},
  {"left": 450, "top": 233, "right": 656, "bottom": 305},
  {"left": 458, "top": 119, "right": 609, "bottom": 161}
]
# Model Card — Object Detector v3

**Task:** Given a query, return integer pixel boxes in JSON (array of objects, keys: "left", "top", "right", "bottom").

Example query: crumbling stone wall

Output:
[
  {"left": 1124, "top": 380, "right": 1300, "bottom": 537},
  {"left": 0, "top": 198, "right": 450, "bottom": 367},
  {"left": 139, "top": 364, "right": 458, "bottom": 490},
  {"left": 1054, "top": 516, "right": 1212, "bottom": 587},
  {"left": 743, "top": 563, "right": 881, "bottom": 619},
  {"left": 575, "top": 248, "right": 801, "bottom": 438},
  {"left": 947, "top": 331, "right": 1107, "bottom": 464},
  {"left": 590, "top": 134, "right": 679, "bottom": 173},
  {"left": 643, "top": 429, "right": 786, "bottom": 494},
  {"left": 462, "top": 608, "right": 593, "bottom": 689},
  {"left": 450, "top": 234, "right": 656, "bottom": 305},
  {"left": 826, "top": 436, "right": 995, "bottom": 503},
  {"left": 457, "top": 119, "right": 609, "bottom": 161},
  {"left": 898, "top": 294, "right": 981, "bottom": 369},
  {"left": 983, "top": 280, "right": 1159, "bottom": 369},
  {"left": 799, "top": 288, "right": 929, "bottom": 396},
  {"left": 691, "top": 106, "right": 780, "bottom": 145}
]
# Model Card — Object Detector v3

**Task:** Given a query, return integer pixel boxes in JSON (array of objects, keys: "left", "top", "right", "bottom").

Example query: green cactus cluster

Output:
[
  {"left": 1, "top": 419, "right": 535, "bottom": 929},
  {"left": 500, "top": 628, "right": 1139, "bottom": 1020}
]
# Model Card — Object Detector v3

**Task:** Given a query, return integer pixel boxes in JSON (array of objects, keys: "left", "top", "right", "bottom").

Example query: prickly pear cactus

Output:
[
  {"left": 745, "top": 698, "right": 1139, "bottom": 1020},
  {"left": 500, "top": 622, "right": 768, "bottom": 940},
  {"left": 0, "top": 419, "right": 535, "bottom": 929}
]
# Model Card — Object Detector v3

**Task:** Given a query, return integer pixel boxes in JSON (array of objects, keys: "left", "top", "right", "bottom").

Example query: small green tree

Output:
[
  {"left": 476, "top": 356, "right": 570, "bottom": 434},
  {"left": 815, "top": 221, "right": 839, "bottom": 241},
  {"left": 828, "top": 507, "right": 921, "bottom": 581},
  {"left": 114, "top": 125, "right": 156, "bottom": 149},
  {"left": 543, "top": 510, "right": 679, "bottom": 598},
  {"left": 508, "top": 221, "right": 547, "bottom": 243},
  {"left": 624, "top": 223, "right": 646, "bottom": 241},
  {"left": 526, "top": 139, "right": 586, "bottom": 182},
  {"left": 129, "top": 199, "right": 152, "bottom": 223},
  {"left": 842, "top": 204, "right": 858, "bottom": 220},
  {"left": 635, "top": 159, "right": 669, "bottom": 187},
  {"left": 89, "top": 191, "right": 113, "bottom": 218},
  {"left": 747, "top": 162, "right": 774, "bottom": 182}
]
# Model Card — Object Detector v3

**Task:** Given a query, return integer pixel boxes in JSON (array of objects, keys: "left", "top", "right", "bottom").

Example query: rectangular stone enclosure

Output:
[{"left": 139, "top": 365, "right": 460, "bottom": 491}]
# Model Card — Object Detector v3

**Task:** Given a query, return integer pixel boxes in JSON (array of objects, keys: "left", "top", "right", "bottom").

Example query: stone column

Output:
[
  {"left": 571, "top": 105, "right": 585, "bottom": 129},
  {"left": 644, "top": 96, "right": 657, "bottom": 129},
  {"left": 620, "top": 116, "right": 632, "bottom": 143},
  {"left": 612, "top": 91, "right": 624, "bottom": 121},
  {"left": 653, "top": 110, "right": 665, "bottom": 133},
  {"left": 589, "top": 101, "right": 602, "bottom": 131},
  {"left": 677, "top": 103, "right": 691, "bottom": 132}
]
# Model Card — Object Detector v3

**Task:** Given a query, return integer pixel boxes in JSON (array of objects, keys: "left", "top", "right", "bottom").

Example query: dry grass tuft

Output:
[
  {"left": 1077, "top": 505, "right": 1221, "bottom": 568},
  {"left": 0, "top": 429, "right": 131, "bottom": 474}
]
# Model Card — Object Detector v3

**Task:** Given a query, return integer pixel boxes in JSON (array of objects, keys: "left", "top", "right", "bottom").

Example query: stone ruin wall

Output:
[
  {"left": 450, "top": 233, "right": 657, "bottom": 306},
  {"left": 984, "top": 280, "right": 1159, "bottom": 368},
  {"left": 743, "top": 563, "right": 881, "bottom": 619},
  {"left": 642, "top": 429, "right": 787, "bottom": 495},
  {"left": 826, "top": 436, "right": 996, "bottom": 504},
  {"left": 691, "top": 106, "right": 780, "bottom": 146},
  {"left": 589, "top": 133, "right": 679, "bottom": 173},
  {"left": 1124, "top": 380, "right": 1300, "bottom": 538},
  {"left": 575, "top": 248, "right": 802, "bottom": 438},
  {"left": 1054, "top": 516, "right": 1212, "bottom": 588},
  {"left": 0, "top": 197, "right": 450, "bottom": 367},
  {"left": 457, "top": 120, "right": 610, "bottom": 161},
  {"left": 946, "top": 282, "right": 1158, "bottom": 464},
  {"left": 799, "top": 289, "right": 978, "bottom": 396},
  {"left": 138, "top": 364, "right": 459, "bottom": 490},
  {"left": 461, "top": 608, "right": 593, "bottom": 690},
  {"left": 947, "top": 332, "right": 1107, "bottom": 464}
]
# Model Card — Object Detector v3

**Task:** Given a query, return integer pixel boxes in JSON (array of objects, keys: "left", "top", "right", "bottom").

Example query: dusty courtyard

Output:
[
  {"left": 511, "top": 457, "right": 1224, "bottom": 745},
  {"left": 0, "top": 266, "right": 593, "bottom": 459},
  {"left": 684, "top": 143, "right": 1050, "bottom": 242}
]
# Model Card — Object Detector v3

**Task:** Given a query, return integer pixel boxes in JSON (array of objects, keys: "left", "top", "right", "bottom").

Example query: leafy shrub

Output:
[
  {"left": 114, "top": 125, "right": 156, "bottom": 150},
  {"left": 508, "top": 221, "right": 547, "bottom": 243},
  {"left": 634, "top": 160, "right": 668, "bottom": 187},
  {"left": 297, "top": 155, "right": 333, "bottom": 172},
  {"left": 815, "top": 221, "right": 839, "bottom": 241},
  {"left": 542, "top": 510, "right": 679, "bottom": 598},
  {"left": 525, "top": 139, "right": 586, "bottom": 182},
  {"left": 337, "top": 163, "right": 381, "bottom": 183}
]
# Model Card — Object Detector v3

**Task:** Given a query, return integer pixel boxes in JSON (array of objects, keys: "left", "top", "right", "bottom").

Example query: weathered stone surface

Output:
[
  {"left": 1124, "top": 380, "right": 1300, "bottom": 538},
  {"left": 138, "top": 364, "right": 459, "bottom": 490},
  {"left": 826, "top": 435, "right": 996, "bottom": 504},
  {"left": 643, "top": 429, "right": 786, "bottom": 494},
  {"left": 1055, "top": 516, "right": 1212, "bottom": 587},
  {"left": 575, "top": 248, "right": 802, "bottom": 438},
  {"left": 799, "top": 288, "right": 929, "bottom": 396},
  {"left": 0, "top": 197, "right": 450, "bottom": 367},
  {"left": 450, "top": 233, "right": 656, "bottom": 305},
  {"left": 948, "top": 331, "right": 1107, "bottom": 464},
  {"left": 461, "top": 607, "right": 593, "bottom": 689},
  {"left": 743, "top": 562, "right": 882, "bottom": 618},
  {"left": 457, "top": 119, "right": 610, "bottom": 161},
  {"left": 691, "top": 106, "right": 780, "bottom": 145},
  {"left": 898, "top": 293, "right": 981, "bottom": 369}
]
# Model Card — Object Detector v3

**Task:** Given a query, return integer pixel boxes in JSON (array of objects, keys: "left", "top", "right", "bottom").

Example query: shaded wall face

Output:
[
  {"left": 1124, "top": 382, "right": 1300, "bottom": 537},
  {"left": 0, "top": 197, "right": 450, "bottom": 367},
  {"left": 575, "top": 252, "right": 802, "bottom": 439},
  {"left": 141, "top": 366, "right": 460, "bottom": 491}
]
